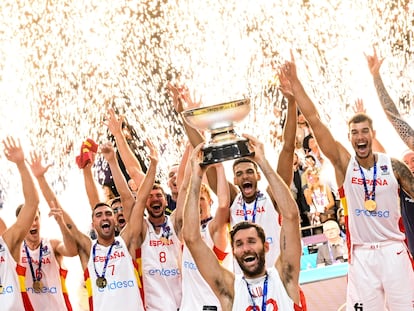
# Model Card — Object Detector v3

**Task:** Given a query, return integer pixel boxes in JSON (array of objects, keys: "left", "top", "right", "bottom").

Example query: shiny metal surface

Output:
[{"left": 181, "top": 98, "right": 250, "bottom": 133}]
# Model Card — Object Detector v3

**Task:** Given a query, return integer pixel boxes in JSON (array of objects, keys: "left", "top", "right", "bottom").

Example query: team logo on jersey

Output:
[
  {"left": 113, "top": 240, "right": 122, "bottom": 249},
  {"left": 41, "top": 244, "right": 51, "bottom": 256},
  {"left": 380, "top": 164, "right": 390, "bottom": 175}
]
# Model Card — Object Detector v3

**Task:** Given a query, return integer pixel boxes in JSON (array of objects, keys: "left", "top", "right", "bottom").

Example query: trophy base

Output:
[{"left": 201, "top": 139, "right": 255, "bottom": 166}]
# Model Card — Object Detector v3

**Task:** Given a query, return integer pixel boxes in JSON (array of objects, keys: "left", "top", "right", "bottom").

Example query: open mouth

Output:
[
  {"left": 151, "top": 205, "right": 161, "bottom": 211},
  {"left": 101, "top": 222, "right": 110, "bottom": 232},
  {"left": 357, "top": 142, "right": 368, "bottom": 151},
  {"left": 118, "top": 218, "right": 126, "bottom": 225},
  {"left": 244, "top": 255, "right": 256, "bottom": 263},
  {"left": 29, "top": 229, "right": 38, "bottom": 235}
]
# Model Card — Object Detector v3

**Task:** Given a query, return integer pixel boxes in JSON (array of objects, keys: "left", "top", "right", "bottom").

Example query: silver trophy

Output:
[{"left": 182, "top": 98, "right": 254, "bottom": 166}]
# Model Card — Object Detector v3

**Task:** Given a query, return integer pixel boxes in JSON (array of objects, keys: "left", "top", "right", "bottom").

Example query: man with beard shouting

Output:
[{"left": 183, "top": 136, "right": 306, "bottom": 311}]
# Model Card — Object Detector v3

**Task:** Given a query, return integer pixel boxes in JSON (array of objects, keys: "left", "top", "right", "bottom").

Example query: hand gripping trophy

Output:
[{"left": 182, "top": 98, "right": 254, "bottom": 165}]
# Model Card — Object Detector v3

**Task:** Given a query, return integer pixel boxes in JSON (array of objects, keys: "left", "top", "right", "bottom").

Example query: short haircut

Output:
[
  {"left": 16, "top": 204, "right": 40, "bottom": 218},
  {"left": 230, "top": 221, "right": 266, "bottom": 245},
  {"left": 232, "top": 158, "right": 258, "bottom": 172},
  {"left": 108, "top": 197, "right": 121, "bottom": 207},
  {"left": 348, "top": 112, "right": 373, "bottom": 130},
  {"left": 92, "top": 202, "right": 112, "bottom": 218},
  {"left": 305, "top": 154, "right": 316, "bottom": 162},
  {"left": 152, "top": 183, "right": 166, "bottom": 198}
]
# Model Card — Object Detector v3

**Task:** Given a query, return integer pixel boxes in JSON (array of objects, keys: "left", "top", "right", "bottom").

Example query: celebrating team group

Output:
[{"left": 0, "top": 47, "right": 413, "bottom": 311}]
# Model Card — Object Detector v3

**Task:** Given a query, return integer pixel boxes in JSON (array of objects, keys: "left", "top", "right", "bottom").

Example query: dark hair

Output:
[
  {"left": 93, "top": 202, "right": 111, "bottom": 211},
  {"left": 92, "top": 202, "right": 112, "bottom": 218},
  {"left": 348, "top": 112, "right": 373, "bottom": 130},
  {"left": 230, "top": 221, "right": 266, "bottom": 245},
  {"left": 108, "top": 197, "right": 121, "bottom": 207},
  {"left": 232, "top": 158, "right": 258, "bottom": 172},
  {"left": 16, "top": 204, "right": 40, "bottom": 217},
  {"left": 152, "top": 183, "right": 166, "bottom": 199},
  {"left": 305, "top": 154, "right": 316, "bottom": 162}
]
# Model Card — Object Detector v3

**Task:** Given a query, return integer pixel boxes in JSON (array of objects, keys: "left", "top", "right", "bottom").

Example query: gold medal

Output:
[
  {"left": 96, "top": 277, "right": 107, "bottom": 288},
  {"left": 364, "top": 199, "right": 377, "bottom": 211},
  {"left": 33, "top": 280, "right": 43, "bottom": 293}
]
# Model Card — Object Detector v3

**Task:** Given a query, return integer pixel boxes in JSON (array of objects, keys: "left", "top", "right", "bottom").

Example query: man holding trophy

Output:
[{"left": 169, "top": 76, "right": 298, "bottom": 273}]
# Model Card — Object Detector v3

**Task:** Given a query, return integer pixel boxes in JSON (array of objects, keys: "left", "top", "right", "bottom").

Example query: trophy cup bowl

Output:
[{"left": 182, "top": 98, "right": 254, "bottom": 166}]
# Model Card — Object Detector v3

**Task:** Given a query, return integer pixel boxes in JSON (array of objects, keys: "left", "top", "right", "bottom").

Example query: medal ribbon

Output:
[
  {"left": 149, "top": 216, "right": 168, "bottom": 230},
  {"left": 92, "top": 241, "right": 116, "bottom": 281},
  {"left": 242, "top": 194, "right": 259, "bottom": 223},
  {"left": 243, "top": 273, "right": 268, "bottom": 311},
  {"left": 200, "top": 216, "right": 213, "bottom": 229},
  {"left": 357, "top": 159, "right": 377, "bottom": 201},
  {"left": 24, "top": 240, "right": 43, "bottom": 282}
]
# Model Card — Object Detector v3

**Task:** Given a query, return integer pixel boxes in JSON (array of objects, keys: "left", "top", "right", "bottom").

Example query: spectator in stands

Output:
[
  {"left": 303, "top": 168, "right": 336, "bottom": 227},
  {"left": 317, "top": 220, "right": 348, "bottom": 267}
]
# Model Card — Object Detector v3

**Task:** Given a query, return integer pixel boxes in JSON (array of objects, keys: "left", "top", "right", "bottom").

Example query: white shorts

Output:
[{"left": 346, "top": 241, "right": 414, "bottom": 311}]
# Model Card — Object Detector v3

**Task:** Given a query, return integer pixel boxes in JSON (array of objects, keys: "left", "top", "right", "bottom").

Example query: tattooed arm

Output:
[
  {"left": 373, "top": 75, "right": 414, "bottom": 150},
  {"left": 391, "top": 158, "right": 414, "bottom": 199},
  {"left": 366, "top": 47, "right": 414, "bottom": 150}
]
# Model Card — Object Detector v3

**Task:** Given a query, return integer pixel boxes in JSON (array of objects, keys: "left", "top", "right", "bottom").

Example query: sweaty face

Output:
[
  {"left": 349, "top": 121, "right": 374, "bottom": 159},
  {"left": 93, "top": 206, "right": 116, "bottom": 239},
  {"left": 232, "top": 227, "right": 266, "bottom": 278},
  {"left": 233, "top": 162, "right": 260, "bottom": 201},
  {"left": 146, "top": 189, "right": 167, "bottom": 219}
]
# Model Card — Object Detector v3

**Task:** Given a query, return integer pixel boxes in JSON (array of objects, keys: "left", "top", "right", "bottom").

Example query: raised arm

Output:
[
  {"left": 366, "top": 47, "right": 414, "bottom": 150},
  {"left": 105, "top": 108, "right": 145, "bottom": 187},
  {"left": 48, "top": 201, "right": 78, "bottom": 258},
  {"left": 208, "top": 163, "right": 230, "bottom": 252},
  {"left": 281, "top": 51, "right": 350, "bottom": 185},
  {"left": 122, "top": 139, "right": 158, "bottom": 254},
  {"left": 392, "top": 158, "right": 414, "bottom": 199},
  {"left": 28, "top": 151, "right": 78, "bottom": 257},
  {"left": 183, "top": 143, "right": 234, "bottom": 306},
  {"left": 101, "top": 142, "right": 135, "bottom": 221},
  {"left": 173, "top": 143, "right": 193, "bottom": 242},
  {"left": 277, "top": 75, "right": 297, "bottom": 185},
  {"left": 2, "top": 137, "right": 39, "bottom": 262},
  {"left": 167, "top": 82, "right": 239, "bottom": 200},
  {"left": 81, "top": 152, "right": 100, "bottom": 210},
  {"left": 243, "top": 133, "right": 302, "bottom": 305}
]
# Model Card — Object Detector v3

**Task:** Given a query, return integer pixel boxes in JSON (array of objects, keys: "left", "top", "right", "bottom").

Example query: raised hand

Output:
[
  {"left": 280, "top": 50, "right": 299, "bottom": 84},
  {"left": 3, "top": 136, "right": 25, "bottom": 164},
  {"left": 104, "top": 108, "right": 124, "bottom": 136},
  {"left": 352, "top": 98, "right": 366, "bottom": 114},
  {"left": 167, "top": 81, "right": 201, "bottom": 113},
  {"left": 189, "top": 142, "right": 207, "bottom": 179},
  {"left": 278, "top": 68, "right": 294, "bottom": 99},
  {"left": 242, "top": 133, "right": 265, "bottom": 164},
  {"left": 145, "top": 138, "right": 159, "bottom": 166},
  {"left": 29, "top": 151, "right": 53, "bottom": 178},
  {"left": 365, "top": 46, "right": 384, "bottom": 77},
  {"left": 100, "top": 141, "right": 116, "bottom": 162}
]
